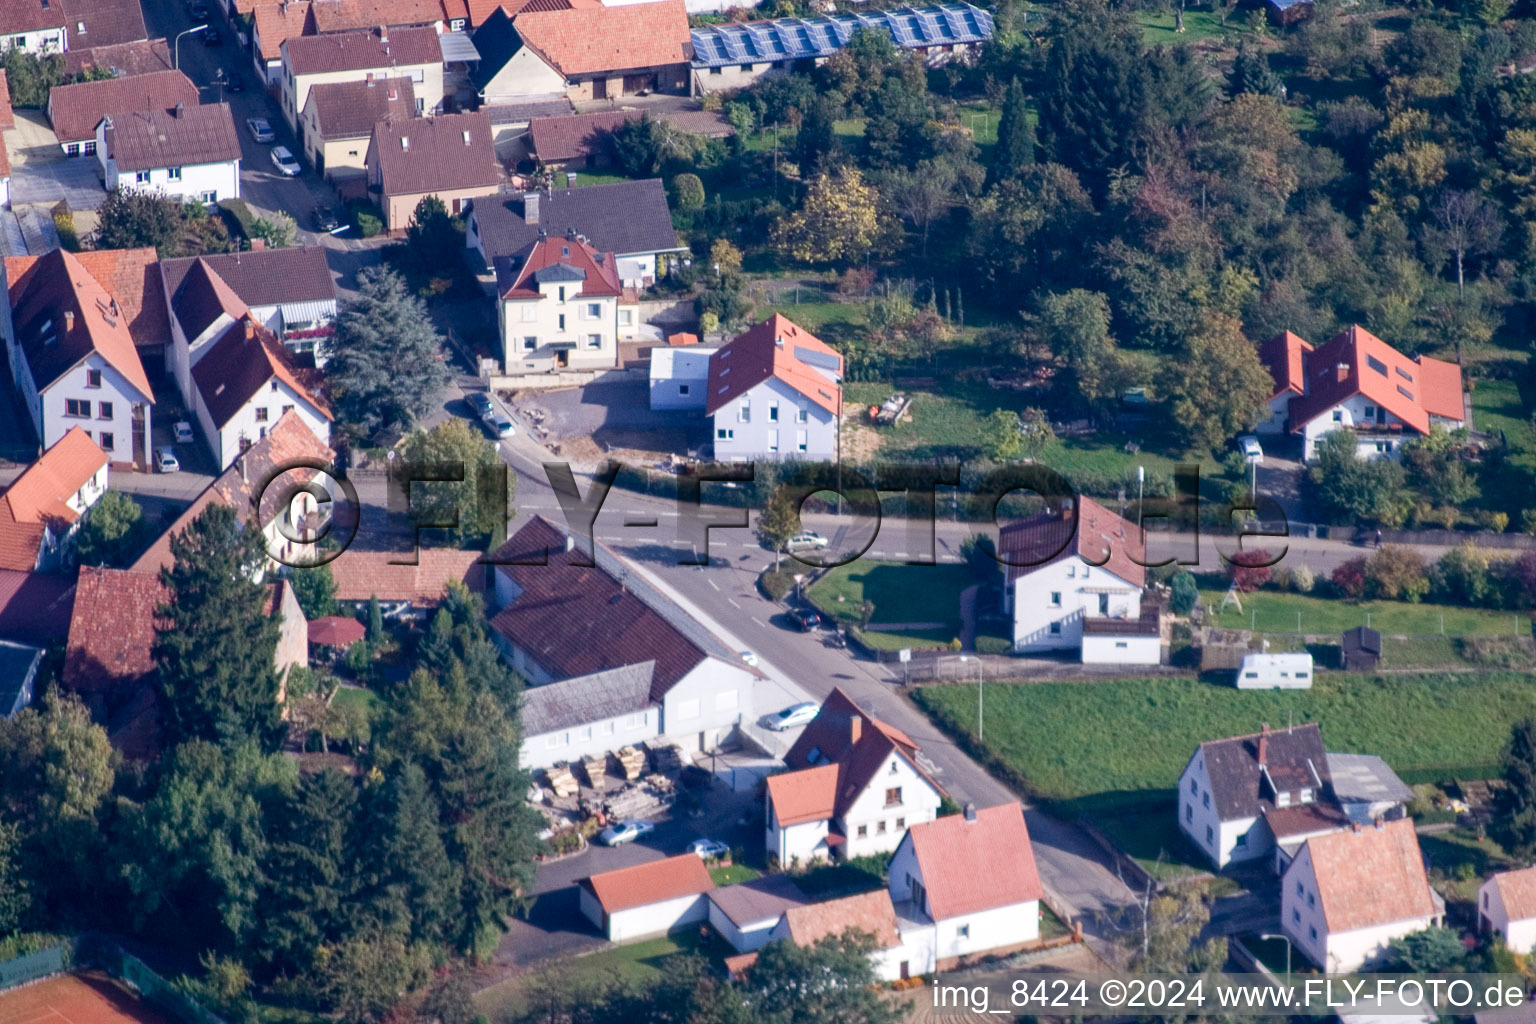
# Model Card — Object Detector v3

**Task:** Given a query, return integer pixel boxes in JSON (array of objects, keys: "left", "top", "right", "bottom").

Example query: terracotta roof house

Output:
[
  {"left": 478, "top": 96, "right": 574, "bottom": 156},
  {"left": 159, "top": 247, "right": 337, "bottom": 360},
  {"left": 6, "top": 248, "right": 169, "bottom": 368},
  {"left": 1480, "top": 866, "right": 1536, "bottom": 954},
  {"left": 1257, "top": 325, "right": 1466, "bottom": 462},
  {"left": 0, "top": 0, "right": 67, "bottom": 53},
  {"left": 46, "top": 69, "right": 198, "bottom": 154},
  {"left": 762, "top": 890, "right": 908, "bottom": 978},
  {"left": 0, "top": 569, "right": 76, "bottom": 644},
  {"left": 0, "top": 427, "right": 108, "bottom": 572},
  {"left": 365, "top": 110, "right": 498, "bottom": 230},
  {"left": 310, "top": 0, "right": 448, "bottom": 33},
  {"left": 0, "top": 70, "right": 14, "bottom": 130},
  {"left": 5, "top": 248, "right": 156, "bottom": 469},
  {"left": 467, "top": 179, "right": 681, "bottom": 289},
  {"left": 252, "top": 0, "right": 313, "bottom": 84},
  {"left": 527, "top": 108, "right": 639, "bottom": 169},
  {"left": 299, "top": 75, "right": 415, "bottom": 181},
  {"left": 707, "top": 875, "right": 811, "bottom": 953},
  {"left": 279, "top": 25, "right": 444, "bottom": 132},
  {"left": 64, "top": 0, "right": 148, "bottom": 51},
  {"left": 492, "top": 229, "right": 639, "bottom": 375},
  {"left": 99, "top": 101, "right": 242, "bottom": 203},
  {"left": 466, "top": 0, "right": 577, "bottom": 31},
  {"left": 1283, "top": 818, "right": 1441, "bottom": 972},
  {"left": 997, "top": 494, "right": 1158, "bottom": 665},
  {"left": 767, "top": 687, "right": 944, "bottom": 866},
  {"left": 326, "top": 546, "right": 486, "bottom": 608},
  {"left": 63, "top": 37, "right": 174, "bottom": 78},
  {"left": 579, "top": 853, "right": 714, "bottom": 941},
  {"left": 699, "top": 315, "right": 842, "bottom": 462},
  {"left": 487, "top": 515, "right": 758, "bottom": 764},
  {"left": 512, "top": 0, "right": 690, "bottom": 103}
]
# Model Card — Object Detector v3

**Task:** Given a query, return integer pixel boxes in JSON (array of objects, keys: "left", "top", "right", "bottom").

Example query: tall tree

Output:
[
  {"left": 795, "top": 96, "right": 839, "bottom": 173},
  {"left": 1229, "top": 45, "right": 1282, "bottom": 97},
  {"left": 290, "top": 563, "right": 339, "bottom": 619},
  {"left": 393, "top": 418, "right": 511, "bottom": 547},
  {"left": 325, "top": 266, "right": 450, "bottom": 444},
  {"left": 257, "top": 770, "right": 360, "bottom": 974},
  {"left": 355, "top": 763, "right": 461, "bottom": 945},
  {"left": 1422, "top": 189, "right": 1502, "bottom": 309},
  {"left": 988, "top": 77, "right": 1036, "bottom": 185},
  {"left": 75, "top": 491, "right": 144, "bottom": 567},
  {"left": 1498, "top": 718, "right": 1536, "bottom": 858},
  {"left": 1028, "top": 289, "right": 1128, "bottom": 416},
  {"left": 1035, "top": 0, "right": 1145, "bottom": 195},
  {"left": 154, "top": 503, "right": 285, "bottom": 752},
  {"left": 1307, "top": 429, "right": 1411, "bottom": 526},
  {"left": 742, "top": 931, "right": 900, "bottom": 1024},
  {"left": 772, "top": 167, "right": 888, "bottom": 266},
  {"left": 1156, "top": 314, "right": 1272, "bottom": 452},
  {"left": 756, "top": 491, "right": 802, "bottom": 568}
]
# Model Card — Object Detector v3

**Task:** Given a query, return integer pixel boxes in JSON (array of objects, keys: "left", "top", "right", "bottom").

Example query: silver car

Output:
[
  {"left": 767, "top": 702, "right": 819, "bottom": 731},
  {"left": 246, "top": 117, "right": 274, "bottom": 143},
  {"left": 596, "top": 819, "right": 655, "bottom": 846},
  {"left": 270, "top": 145, "right": 301, "bottom": 176}
]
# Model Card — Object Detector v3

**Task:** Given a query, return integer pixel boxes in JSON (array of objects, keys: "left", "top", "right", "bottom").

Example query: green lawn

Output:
[
  {"left": 806, "top": 561, "right": 975, "bottom": 641},
  {"left": 1472, "top": 378, "right": 1535, "bottom": 449},
  {"left": 1091, "top": 799, "right": 1208, "bottom": 880},
  {"left": 1138, "top": 8, "right": 1248, "bottom": 43},
  {"left": 760, "top": 299, "right": 869, "bottom": 339},
  {"left": 709, "top": 863, "right": 760, "bottom": 886},
  {"left": 564, "top": 170, "right": 636, "bottom": 187},
  {"left": 913, "top": 672, "right": 1532, "bottom": 803},
  {"left": 1200, "top": 588, "right": 1530, "bottom": 637},
  {"left": 331, "top": 686, "right": 380, "bottom": 713}
]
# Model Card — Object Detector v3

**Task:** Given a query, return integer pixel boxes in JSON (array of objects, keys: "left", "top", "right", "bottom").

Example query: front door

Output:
[
  {"left": 1098, "top": 593, "right": 1110, "bottom": 615},
  {"left": 131, "top": 403, "right": 146, "bottom": 469},
  {"left": 592, "top": 77, "right": 607, "bottom": 100},
  {"left": 556, "top": 349, "right": 569, "bottom": 368}
]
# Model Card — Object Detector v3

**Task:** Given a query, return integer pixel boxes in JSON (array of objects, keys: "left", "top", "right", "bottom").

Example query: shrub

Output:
[
  {"left": 348, "top": 200, "right": 383, "bottom": 238},
  {"left": 52, "top": 203, "right": 78, "bottom": 251},
  {"left": 1169, "top": 570, "right": 1199, "bottom": 615},
  {"left": 758, "top": 568, "right": 796, "bottom": 601},
  {"left": 1523, "top": 509, "right": 1536, "bottom": 535},
  {"left": 1229, "top": 548, "right": 1275, "bottom": 591},
  {"left": 975, "top": 635, "right": 1012, "bottom": 655},
  {"left": 670, "top": 172, "right": 706, "bottom": 211},
  {"left": 1270, "top": 566, "right": 1292, "bottom": 591},
  {"left": 1429, "top": 543, "right": 1494, "bottom": 606},
  {"left": 219, "top": 197, "right": 258, "bottom": 242},
  {"left": 1291, "top": 565, "right": 1315, "bottom": 593},
  {"left": 1331, "top": 556, "right": 1368, "bottom": 599},
  {"left": 1364, "top": 545, "right": 1429, "bottom": 602}
]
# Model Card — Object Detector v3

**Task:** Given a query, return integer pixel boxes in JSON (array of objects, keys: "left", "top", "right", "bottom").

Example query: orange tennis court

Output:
[{"left": 0, "top": 972, "right": 168, "bottom": 1024}]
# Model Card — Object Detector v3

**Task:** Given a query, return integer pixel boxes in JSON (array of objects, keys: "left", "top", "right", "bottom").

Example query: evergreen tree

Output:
[
  {"left": 257, "top": 770, "right": 360, "bottom": 974},
  {"left": 988, "top": 77, "right": 1036, "bottom": 185},
  {"left": 153, "top": 503, "right": 285, "bottom": 752},
  {"left": 795, "top": 97, "right": 839, "bottom": 173},
  {"left": 325, "top": 266, "right": 450, "bottom": 444},
  {"left": 356, "top": 764, "right": 461, "bottom": 945},
  {"left": 367, "top": 595, "right": 384, "bottom": 644},
  {"left": 1496, "top": 718, "right": 1536, "bottom": 857},
  {"left": 290, "top": 563, "right": 338, "bottom": 619},
  {"left": 1035, "top": 1, "right": 1145, "bottom": 195},
  {"left": 1230, "top": 45, "right": 1283, "bottom": 97}
]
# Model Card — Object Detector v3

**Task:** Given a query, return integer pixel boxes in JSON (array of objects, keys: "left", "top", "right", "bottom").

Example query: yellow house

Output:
[
  {"left": 300, "top": 75, "right": 416, "bottom": 181},
  {"left": 364, "top": 110, "right": 500, "bottom": 230},
  {"left": 279, "top": 25, "right": 443, "bottom": 132},
  {"left": 494, "top": 229, "right": 639, "bottom": 374}
]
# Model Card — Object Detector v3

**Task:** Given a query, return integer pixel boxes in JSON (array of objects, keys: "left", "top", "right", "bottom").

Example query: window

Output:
[
  {"left": 580, "top": 726, "right": 592, "bottom": 741},
  {"left": 1049, "top": 591, "right": 1061, "bottom": 607},
  {"left": 65, "top": 399, "right": 90, "bottom": 418},
  {"left": 1307, "top": 892, "right": 1315, "bottom": 908},
  {"left": 585, "top": 303, "right": 600, "bottom": 319},
  {"left": 134, "top": 170, "right": 149, "bottom": 184},
  {"left": 98, "top": 432, "right": 113, "bottom": 451},
  {"left": 557, "top": 287, "right": 566, "bottom": 302},
  {"left": 796, "top": 430, "right": 807, "bottom": 452},
  {"left": 716, "top": 428, "right": 733, "bottom": 440},
  {"left": 201, "top": 191, "right": 216, "bottom": 204},
  {"left": 1243, "top": 671, "right": 1258, "bottom": 679},
  {"left": 1185, "top": 805, "right": 1193, "bottom": 823},
  {"left": 1309, "top": 925, "right": 1318, "bottom": 941},
  {"left": 1333, "top": 410, "right": 1343, "bottom": 422},
  {"left": 768, "top": 401, "right": 778, "bottom": 422},
  {"left": 624, "top": 713, "right": 646, "bottom": 729},
  {"left": 1396, "top": 366, "right": 1414, "bottom": 382},
  {"left": 545, "top": 734, "right": 560, "bottom": 749},
  {"left": 255, "top": 407, "right": 269, "bottom": 422},
  {"left": 679, "top": 384, "right": 690, "bottom": 396},
  {"left": 889, "top": 761, "right": 898, "bottom": 775},
  {"left": 710, "top": 66, "right": 722, "bottom": 74},
  {"left": 85, "top": 369, "right": 101, "bottom": 388},
  {"left": 410, "top": 68, "right": 425, "bottom": 82},
  {"left": 957, "top": 924, "right": 969, "bottom": 939},
  {"left": 1397, "top": 384, "right": 1415, "bottom": 401},
  {"left": 521, "top": 305, "right": 536, "bottom": 322},
  {"left": 97, "top": 401, "right": 112, "bottom": 419},
  {"left": 1115, "top": 641, "right": 1128, "bottom": 648},
  {"left": 766, "top": 429, "right": 778, "bottom": 452},
  {"left": 738, "top": 400, "right": 750, "bottom": 423},
  {"left": 877, "top": 820, "right": 886, "bottom": 834},
  {"left": 854, "top": 824, "right": 868, "bottom": 839},
  {"left": 1364, "top": 405, "right": 1376, "bottom": 418},
  {"left": 1300, "top": 787, "right": 1314, "bottom": 803},
  {"left": 896, "top": 817, "right": 905, "bottom": 829},
  {"left": 1205, "top": 825, "right": 1214, "bottom": 845},
  {"left": 619, "top": 309, "right": 633, "bottom": 326},
  {"left": 167, "top": 167, "right": 182, "bottom": 180},
  {"left": 1366, "top": 354, "right": 1388, "bottom": 376},
  {"left": 557, "top": 314, "right": 566, "bottom": 331},
  {"left": 1202, "top": 792, "right": 1209, "bottom": 809},
  {"left": 415, "top": 98, "right": 425, "bottom": 114},
  {"left": 585, "top": 334, "right": 602, "bottom": 349},
  {"left": 884, "top": 787, "right": 902, "bottom": 807},
  {"left": 65, "top": 143, "right": 79, "bottom": 157},
  {"left": 1190, "top": 779, "right": 1197, "bottom": 794},
  {"left": 796, "top": 407, "right": 807, "bottom": 423},
  {"left": 1293, "top": 909, "right": 1301, "bottom": 924},
  {"left": 1276, "top": 791, "right": 1292, "bottom": 807},
  {"left": 1049, "top": 622, "right": 1061, "bottom": 635},
  {"left": 523, "top": 337, "right": 537, "bottom": 351},
  {"left": 1234, "top": 831, "right": 1247, "bottom": 846},
  {"left": 602, "top": 721, "right": 614, "bottom": 736},
  {"left": 676, "top": 698, "right": 699, "bottom": 720}
]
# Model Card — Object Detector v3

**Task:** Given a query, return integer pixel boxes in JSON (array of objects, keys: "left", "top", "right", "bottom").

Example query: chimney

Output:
[
  {"left": 1352, "top": 821, "right": 1362, "bottom": 833},
  {"left": 1336, "top": 361, "right": 1349, "bottom": 383},
  {"left": 174, "top": 101, "right": 184, "bottom": 118},
  {"left": 244, "top": 319, "right": 257, "bottom": 339},
  {"left": 1374, "top": 816, "right": 1385, "bottom": 829},
  {"left": 848, "top": 715, "right": 861, "bottom": 746},
  {"left": 563, "top": 534, "right": 575, "bottom": 553},
  {"left": 963, "top": 802, "right": 977, "bottom": 823},
  {"left": 1061, "top": 497, "right": 1074, "bottom": 520},
  {"left": 63, "top": 310, "right": 74, "bottom": 332},
  {"left": 387, "top": 87, "right": 397, "bottom": 100},
  {"left": 378, "top": 23, "right": 388, "bottom": 41},
  {"left": 566, "top": 226, "right": 578, "bottom": 241},
  {"left": 250, "top": 237, "right": 266, "bottom": 251},
  {"left": 525, "top": 191, "right": 540, "bottom": 224},
  {"left": 1257, "top": 723, "right": 1269, "bottom": 766},
  {"left": 775, "top": 335, "right": 784, "bottom": 348}
]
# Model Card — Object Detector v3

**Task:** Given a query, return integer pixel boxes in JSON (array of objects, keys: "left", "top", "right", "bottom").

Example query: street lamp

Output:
[
  {"left": 960, "top": 655, "right": 984, "bottom": 742},
  {"left": 174, "top": 24, "right": 208, "bottom": 70},
  {"left": 1258, "top": 933, "right": 1292, "bottom": 984}
]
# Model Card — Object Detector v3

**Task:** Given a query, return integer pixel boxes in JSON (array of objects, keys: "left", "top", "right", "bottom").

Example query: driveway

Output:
[
  {"left": 513, "top": 381, "right": 712, "bottom": 458},
  {"left": 5, "top": 112, "right": 108, "bottom": 210}
]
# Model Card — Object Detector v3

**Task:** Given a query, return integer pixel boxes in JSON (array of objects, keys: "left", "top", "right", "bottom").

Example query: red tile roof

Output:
[
  {"left": 64, "top": 37, "right": 174, "bottom": 78},
  {"left": 0, "top": 428, "right": 107, "bottom": 572},
  {"left": 65, "top": 0, "right": 148, "bottom": 50},
  {"left": 0, "top": 0, "right": 64, "bottom": 37},
  {"left": 253, "top": 1, "right": 312, "bottom": 61},
  {"left": 581, "top": 852, "right": 713, "bottom": 914},
  {"left": 8, "top": 247, "right": 169, "bottom": 351},
  {"left": 283, "top": 25, "right": 442, "bottom": 74},
  {"left": 766, "top": 763, "right": 838, "bottom": 827},
  {"left": 1278, "top": 325, "right": 1465, "bottom": 435},
  {"left": 1260, "top": 330, "right": 1312, "bottom": 402},
  {"left": 1302, "top": 818, "right": 1436, "bottom": 933},
  {"left": 903, "top": 804, "right": 1043, "bottom": 920},
  {"left": 327, "top": 547, "right": 485, "bottom": 603},
  {"left": 998, "top": 494, "right": 1146, "bottom": 589},
  {"left": 191, "top": 316, "right": 332, "bottom": 429},
  {"left": 1492, "top": 866, "right": 1536, "bottom": 923},
  {"left": 369, "top": 110, "right": 498, "bottom": 196},
  {"left": 310, "top": 0, "right": 446, "bottom": 33},
  {"left": 782, "top": 890, "right": 901, "bottom": 950},
  {"left": 1262, "top": 801, "right": 1349, "bottom": 840},
  {"left": 513, "top": 0, "right": 689, "bottom": 77},
  {"left": 0, "top": 70, "right": 14, "bottom": 131},
  {"left": 527, "top": 108, "right": 640, "bottom": 164},
  {"left": 303, "top": 75, "right": 415, "bottom": 138},
  {"left": 704, "top": 314, "right": 842, "bottom": 416},
  {"left": 468, "top": 0, "right": 573, "bottom": 28},
  {"left": 46, "top": 68, "right": 198, "bottom": 144},
  {"left": 62, "top": 566, "right": 164, "bottom": 694},
  {"left": 499, "top": 231, "right": 621, "bottom": 300},
  {"left": 0, "top": 569, "right": 76, "bottom": 643},
  {"left": 104, "top": 102, "right": 242, "bottom": 172}
]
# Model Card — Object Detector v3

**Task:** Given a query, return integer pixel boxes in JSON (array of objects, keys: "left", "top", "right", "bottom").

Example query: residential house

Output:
[
  {"left": 526, "top": 108, "right": 640, "bottom": 172},
  {"left": 705, "top": 315, "right": 842, "bottom": 461},
  {"left": 5, "top": 248, "right": 156, "bottom": 469},
  {"left": 511, "top": 0, "right": 690, "bottom": 102},
  {"left": 1479, "top": 867, "right": 1536, "bottom": 953},
  {"left": 46, "top": 69, "right": 198, "bottom": 157},
  {"left": 8, "top": 248, "right": 171, "bottom": 378},
  {"left": 64, "top": 0, "right": 146, "bottom": 51},
  {"left": 0, "top": 133, "right": 10, "bottom": 211},
  {"left": 159, "top": 247, "right": 337, "bottom": 361},
  {"left": 1324, "top": 752, "right": 1414, "bottom": 824},
  {"left": 0, "top": 0, "right": 67, "bottom": 53},
  {"left": 480, "top": 97, "right": 573, "bottom": 159},
  {"left": 1282, "top": 818, "right": 1441, "bottom": 972},
  {"left": 279, "top": 26, "right": 443, "bottom": 132},
  {"left": 488, "top": 515, "right": 760, "bottom": 756},
  {"left": 518, "top": 661, "right": 658, "bottom": 769},
  {"left": 0, "top": 639, "right": 42, "bottom": 717},
  {"left": 0, "top": 427, "right": 107, "bottom": 572},
  {"left": 491, "top": 228, "right": 636, "bottom": 374},
  {"left": 765, "top": 688, "right": 944, "bottom": 865},
  {"left": 299, "top": 75, "right": 415, "bottom": 181},
  {"left": 98, "top": 102, "right": 242, "bottom": 203},
  {"left": 764, "top": 891, "right": 907, "bottom": 981},
  {"left": 999, "top": 495, "right": 1158, "bottom": 663},
  {"left": 1258, "top": 326, "right": 1466, "bottom": 461},
  {"left": 579, "top": 853, "right": 714, "bottom": 942},
  {"left": 649, "top": 344, "right": 715, "bottom": 410},
  {"left": 364, "top": 109, "right": 498, "bottom": 230},
  {"left": 887, "top": 803, "right": 1044, "bottom": 972},
  {"left": 63, "top": 37, "right": 174, "bottom": 78},
  {"left": 129, "top": 411, "right": 338, "bottom": 576},
  {"left": 0, "top": 569, "right": 76, "bottom": 646},
  {"left": 468, "top": 7, "right": 566, "bottom": 106},
  {"left": 0, "top": 69, "right": 12, "bottom": 129},
  {"left": 691, "top": 4, "right": 992, "bottom": 94},
  {"left": 326, "top": 546, "right": 486, "bottom": 615},
  {"left": 466, "top": 179, "right": 683, "bottom": 289},
  {"left": 706, "top": 875, "right": 810, "bottom": 953},
  {"left": 252, "top": 0, "right": 313, "bottom": 87}
]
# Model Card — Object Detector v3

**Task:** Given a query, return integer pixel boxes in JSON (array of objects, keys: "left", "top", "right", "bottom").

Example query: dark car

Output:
[
  {"left": 188, "top": 1, "right": 209, "bottom": 20},
  {"left": 222, "top": 71, "right": 244, "bottom": 92},
  {"left": 313, "top": 204, "right": 340, "bottom": 232},
  {"left": 202, "top": 27, "right": 222, "bottom": 44},
  {"left": 789, "top": 608, "right": 821, "bottom": 632}
]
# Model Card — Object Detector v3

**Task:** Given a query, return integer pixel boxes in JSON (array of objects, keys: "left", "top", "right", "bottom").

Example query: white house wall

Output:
[
  {"left": 1009, "top": 558, "right": 1142, "bottom": 654},
  {"left": 520, "top": 704, "right": 658, "bottom": 769},
  {"left": 707, "top": 901, "right": 780, "bottom": 954},
  {"left": 1080, "top": 633, "right": 1160, "bottom": 665},
  {"left": 712, "top": 376, "right": 838, "bottom": 461},
  {"left": 659, "top": 656, "right": 754, "bottom": 753},
  {"left": 1299, "top": 392, "right": 1420, "bottom": 463},
  {"left": 766, "top": 811, "right": 830, "bottom": 869},
  {"left": 480, "top": 46, "right": 566, "bottom": 106},
  {"left": 1178, "top": 752, "right": 1269, "bottom": 869},
  {"left": 40, "top": 355, "right": 151, "bottom": 467},
  {"left": 603, "top": 892, "right": 709, "bottom": 943},
  {"left": 207, "top": 379, "right": 330, "bottom": 469},
  {"left": 1283, "top": 845, "right": 1435, "bottom": 972},
  {"left": 98, "top": 134, "right": 241, "bottom": 203},
  {"left": 498, "top": 281, "right": 623, "bottom": 375},
  {"left": 836, "top": 753, "right": 941, "bottom": 860}
]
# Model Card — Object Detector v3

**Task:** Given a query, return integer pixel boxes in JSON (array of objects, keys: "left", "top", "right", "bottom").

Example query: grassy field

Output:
[
  {"left": 1091, "top": 799, "right": 1208, "bottom": 880},
  {"left": 1138, "top": 8, "right": 1248, "bottom": 43},
  {"left": 1472, "top": 378, "right": 1535, "bottom": 448},
  {"left": 806, "top": 560, "right": 974, "bottom": 643},
  {"left": 708, "top": 864, "right": 760, "bottom": 886},
  {"left": 1199, "top": 588, "right": 1530, "bottom": 637},
  {"left": 914, "top": 673, "right": 1532, "bottom": 803}
]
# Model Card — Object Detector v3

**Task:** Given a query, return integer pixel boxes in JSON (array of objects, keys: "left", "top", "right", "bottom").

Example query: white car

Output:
[
  {"left": 1237, "top": 435, "right": 1264, "bottom": 464},
  {"left": 689, "top": 838, "right": 729, "bottom": 860},
  {"left": 483, "top": 409, "right": 516, "bottom": 438},
  {"left": 739, "top": 650, "right": 758, "bottom": 667},
  {"left": 596, "top": 819, "right": 655, "bottom": 846},
  {"left": 245, "top": 117, "right": 274, "bottom": 143},
  {"left": 767, "top": 702, "right": 819, "bottom": 731},
  {"left": 155, "top": 448, "right": 179, "bottom": 473},
  {"left": 786, "top": 531, "right": 828, "bottom": 553},
  {"left": 173, "top": 421, "right": 194, "bottom": 444},
  {"left": 270, "top": 145, "right": 301, "bottom": 176}
]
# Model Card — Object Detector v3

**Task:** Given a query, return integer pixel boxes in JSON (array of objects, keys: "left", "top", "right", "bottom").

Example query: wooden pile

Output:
[
  {"left": 581, "top": 755, "right": 609, "bottom": 790},
  {"left": 545, "top": 764, "right": 578, "bottom": 798},
  {"left": 615, "top": 745, "right": 646, "bottom": 780},
  {"left": 648, "top": 740, "right": 685, "bottom": 777}
]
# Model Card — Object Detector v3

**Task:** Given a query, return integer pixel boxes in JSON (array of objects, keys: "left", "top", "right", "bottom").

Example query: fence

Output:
[
  {"left": 0, "top": 935, "right": 233, "bottom": 1024},
  {"left": 0, "top": 944, "right": 70, "bottom": 991}
]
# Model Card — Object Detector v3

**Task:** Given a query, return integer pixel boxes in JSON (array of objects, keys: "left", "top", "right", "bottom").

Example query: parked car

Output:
[
  {"left": 767, "top": 702, "right": 819, "bottom": 731},
  {"left": 270, "top": 146, "right": 300, "bottom": 176},
  {"left": 187, "top": 0, "right": 209, "bottom": 20},
  {"left": 789, "top": 607, "right": 821, "bottom": 631},
  {"left": 246, "top": 118, "right": 274, "bottom": 143},
  {"left": 173, "top": 421, "right": 194, "bottom": 444},
  {"left": 155, "top": 448, "right": 180, "bottom": 473},
  {"left": 1237, "top": 435, "right": 1264, "bottom": 463},
  {"left": 466, "top": 392, "right": 494, "bottom": 419},
  {"left": 738, "top": 650, "right": 758, "bottom": 668},
  {"left": 688, "top": 838, "right": 729, "bottom": 860},
  {"left": 483, "top": 409, "right": 515, "bottom": 438},
  {"left": 222, "top": 71, "right": 244, "bottom": 93},
  {"left": 595, "top": 820, "right": 654, "bottom": 846},
  {"left": 312, "top": 204, "right": 340, "bottom": 232},
  {"left": 786, "top": 531, "right": 828, "bottom": 552},
  {"left": 201, "top": 27, "right": 222, "bottom": 44}
]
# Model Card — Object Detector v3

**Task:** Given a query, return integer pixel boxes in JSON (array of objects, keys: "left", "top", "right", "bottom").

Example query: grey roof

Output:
[
  {"left": 708, "top": 874, "right": 811, "bottom": 928},
  {"left": 438, "top": 29, "right": 479, "bottom": 62},
  {"left": 1342, "top": 625, "right": 1382, "bottom": 655},
  {"left": 690, "top": 3, "right": 993, "bottom": 69},
  {"left": 534, "top": 263, "right": 585, "bottom": 283},
  {"left": 1194, "top": 723, "right": 1331, "bottom": 822},
  {"left": 468, "top": 179, "right": 681, "bottom": 262},
  {"left": 483, "top": 98, "right": 574, "bottom": 125},
  {"left": 1325, "top": 753, "right": 1414, "bottom": 808},
  {"left": 160, "top": 247, "right": 336, "bottom": 309},
  {"left": 103, "top": 103, "right": 241, "bottom": 172},
  {"left": 0, "top": 639, "right": 41, "bottom": 716},
  {"left": 303, "top": 76, "right": 415, "bottom": 140},
  {"left": 519, "top": 661, "right": 654, "bottom": 736}
]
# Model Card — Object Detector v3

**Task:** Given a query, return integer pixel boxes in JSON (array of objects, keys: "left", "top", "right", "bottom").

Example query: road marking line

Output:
[
  {"left": 708, "top": 579, "right": 719, "bottom": 590},
  {"left": 727, "top": 598, "right": 740, "bottom": 608}
]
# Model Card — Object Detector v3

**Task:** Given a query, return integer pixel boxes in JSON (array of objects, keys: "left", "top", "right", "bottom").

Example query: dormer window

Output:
[
  {"left": 1300, "top": 787, "right": 1314, "bottom": 804},
  {"left": 1276, "top": 791, "right": 1292, "bottom": 808},
  {"left": 888, "top": 761, "right": 898, "bottom": 775}
]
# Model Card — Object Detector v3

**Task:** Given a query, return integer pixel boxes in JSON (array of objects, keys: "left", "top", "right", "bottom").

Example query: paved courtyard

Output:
[{"left": 6, "top": 111, "right": 108, "bottom": 210}]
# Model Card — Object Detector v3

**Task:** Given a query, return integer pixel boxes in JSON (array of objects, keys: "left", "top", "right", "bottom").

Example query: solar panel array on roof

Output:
[{"left": 689, "top": 3, "right": 994, "bottom": 69}]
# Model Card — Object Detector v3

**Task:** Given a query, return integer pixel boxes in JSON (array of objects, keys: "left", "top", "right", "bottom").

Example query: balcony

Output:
[{"left": 1081, "top": 607, "right": 1161, "bottom": 637}]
